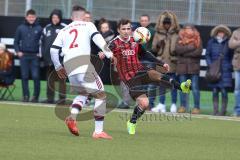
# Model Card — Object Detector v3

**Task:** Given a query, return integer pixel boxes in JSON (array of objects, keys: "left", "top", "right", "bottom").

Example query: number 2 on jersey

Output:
[{"left": 69, "top": 29, "right": 78, "bottom": 49}]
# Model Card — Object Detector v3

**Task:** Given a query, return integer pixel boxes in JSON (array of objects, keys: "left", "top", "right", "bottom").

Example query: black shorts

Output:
[
  {"left": 125, "top": 70, "right": 153, "bottom": 100},
  {"left": 125, "top": 69, "right": 173, "bottom": 100}
]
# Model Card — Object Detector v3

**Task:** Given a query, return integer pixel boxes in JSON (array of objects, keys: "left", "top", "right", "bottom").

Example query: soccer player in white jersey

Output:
[{"left": 50, "top": 5, "right": 114, "bottom": 139}]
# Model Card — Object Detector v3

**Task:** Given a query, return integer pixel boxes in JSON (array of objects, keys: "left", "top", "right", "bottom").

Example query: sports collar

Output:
[{"left": 118, "top": 35, "right": 131, "bottom": 43}]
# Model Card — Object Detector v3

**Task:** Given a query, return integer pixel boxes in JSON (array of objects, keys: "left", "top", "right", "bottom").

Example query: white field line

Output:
[{"left": 0, "top": 101, "right": 240, "bottom": 122}]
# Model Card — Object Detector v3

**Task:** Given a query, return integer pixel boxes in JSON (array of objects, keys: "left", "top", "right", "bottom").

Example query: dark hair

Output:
[
  {"left": 72, "top": 5, "right": 86, "bottom": 12},
  {"left": 85, "top": 11, "right": 91, "bottom": 15},
  {"left": 98, "top": 18, "right": 110, "bottom": 29},
  {"left": 26, "top": 9, "right": 36, "bottom": 16},
  {"left": 50, "top": 9, "right": 62, "bottom": 21},
  {"left": 140, "top": 14, "right": 150, "bottom": 20},
  {"left": 117, "top": 19, "right": 131, "bottom": 29},
  {"left": 163, "top": 17, "right": 171, "bottom": 24}
]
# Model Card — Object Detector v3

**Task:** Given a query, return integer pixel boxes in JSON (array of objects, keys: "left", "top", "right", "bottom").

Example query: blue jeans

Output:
[
  {"left": 20, "top": 55, "right": 40, "bottom": 98},
  {"left": 159, "top": 73, "right": 178, "bottom": 104},
  {"left": 179, "top": 74, "right": 200, "bottom": 109},
  {"left": 148, "top": 84, "right": 156, "bottom": 109},
  {"left": 148, "top": 73, "right": 178, "bottom": 107},
  {"left": 234, "top": 71, "right": 240, "bottom": 116}
]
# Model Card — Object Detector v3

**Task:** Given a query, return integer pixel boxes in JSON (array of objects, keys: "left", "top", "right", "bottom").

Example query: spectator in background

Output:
[
  {"left": 151, "top": 11, "right": 180, "bottom": 113},
  {"left": 139, "top": 14, "right": 155, "bottom": 51},
  {"left": 84, "top": 11, "right": 92, "bottom": 22},
  {"left": 97, "top": 18, "right": 115, "bottom": 82},
  {"left": 139, "top": 14, "right": 156, "bottom": 110},
  {"left": 206, "top": 25, "right": 233, "bottom": 116},
  {"left": 14, "top": 9, "right": 42, "bottom": 102},
  {"left": 228, "top": 28, "right": 240, "bottom": 116},
  {"left": 41, "top": 9, "right": 67, "bottom": 104},
  {"left": 96, "top": 18, "right": 132, "bottom": 109},
  {"left": 98, "top": 18, "right": 115, "bottom": 44},
  {"left": 175, "top": 24, "right": 202, "bottom": 114},
  {"left": 0, "top": 43, "right": 14, "bottom": 85}
]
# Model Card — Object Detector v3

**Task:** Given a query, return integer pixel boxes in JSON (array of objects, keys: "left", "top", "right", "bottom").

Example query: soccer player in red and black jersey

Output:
[{"left": 106, "top": 19, "right": 191, "bottom": 135}]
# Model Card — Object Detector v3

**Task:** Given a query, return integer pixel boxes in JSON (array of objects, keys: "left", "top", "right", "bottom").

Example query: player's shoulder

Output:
[
  {"left": 110, "top": 36, "right": 121, "bottom": 43},
  {"left": 59, "top": 22, "right": 76, "bottom": 34},
  {"left": 85, "top": 21, "right": 95, "bottom": 25},
  {"left": 60, "top": 22, "right": 68, "bottom": 27},
  {"left": 85, "top": 22, "right": 97, "bottom": 30},
  {"left": 75, "top": 21, "right": 95, "bottom": 27},
  {"left": 69, "top": 21, "right": 96, "bottom": 30},
  {"left": 108, "top": 36, "right": 120, "bottom": 48}
]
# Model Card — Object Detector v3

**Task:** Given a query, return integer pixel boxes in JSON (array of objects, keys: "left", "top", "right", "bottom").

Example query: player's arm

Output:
[
  {"left": 50, "top": 31, "right": 67, "bottom": 79},
  {"left": 139, "top": 45, "right": 164, "bottom": 66},
  {"left": 139, "top": 45, "right": 170, "bottom": 72}
]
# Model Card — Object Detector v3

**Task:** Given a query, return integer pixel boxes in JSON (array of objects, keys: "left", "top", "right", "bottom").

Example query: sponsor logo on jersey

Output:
[{"left": 122, "top": 49, "right": 135, "bottom": 56}]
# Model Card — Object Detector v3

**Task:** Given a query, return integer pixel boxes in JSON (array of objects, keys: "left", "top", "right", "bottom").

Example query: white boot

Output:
[
  {"left": 151, "top": 103, "right": 166, "bottom": 113},
  {"left": 170, "top": 103, "right": 177, "bottom": 113}
]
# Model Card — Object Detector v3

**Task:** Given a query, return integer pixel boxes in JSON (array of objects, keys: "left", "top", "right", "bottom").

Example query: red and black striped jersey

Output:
[{"left": 108, "top": 36, "right": 144, "bottom": 82}]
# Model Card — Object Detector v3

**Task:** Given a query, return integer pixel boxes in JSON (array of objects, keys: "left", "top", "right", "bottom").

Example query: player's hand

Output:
[
  {"left": 111, "top": 56, "right": 117, "bottom": 65},
  {"left": 17, "top": 52, "right": 23, "bottom": 58},
  {"left": 56, "top": 67, "right": 67, "bottom": 79},
  {"left": 98, "top": 52, "right": 105, "bottom": 59},
  {"left": 163, "top": 63, "right": 170, "bottom": 72}
]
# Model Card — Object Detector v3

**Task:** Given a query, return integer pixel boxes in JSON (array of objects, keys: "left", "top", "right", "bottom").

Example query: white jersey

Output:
[{"left": 52, "top": 21, "right": 112, "bottom": 76}]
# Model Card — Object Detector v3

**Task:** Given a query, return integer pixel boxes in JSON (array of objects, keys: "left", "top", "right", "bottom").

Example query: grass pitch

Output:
[
  {"left": 5, "top": 79, "right": 236, "bottom": 115},
  {"left": 0, "top": 103, "right": 239, "bottom": 160}
]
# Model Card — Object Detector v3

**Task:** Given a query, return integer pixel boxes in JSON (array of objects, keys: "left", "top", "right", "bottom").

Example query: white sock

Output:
[
  {"left": 94, "top": 121, "right": 103, "bottom": 134},
  {"left": 70, "top": 107, "right": 79, "bottom": 120}
]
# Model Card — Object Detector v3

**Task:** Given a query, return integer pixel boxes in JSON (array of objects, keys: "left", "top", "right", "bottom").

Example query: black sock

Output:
[
  {"left": 161, "top": 74, "right": 182, "bottom": 91},
  {"left": 170, "top": 80, "right": 181, "bottom": 91},
  {"left": 130, "top": 105, "right": 145, "bottom": 124}
]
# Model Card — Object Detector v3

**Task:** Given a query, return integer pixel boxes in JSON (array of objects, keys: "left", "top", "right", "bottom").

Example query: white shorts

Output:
[
  {"left": 69, "top": 72, "right": 106, "bottom": 117},
  {"left": 68, "top": 72, "right": 104, "bottom": 96}
]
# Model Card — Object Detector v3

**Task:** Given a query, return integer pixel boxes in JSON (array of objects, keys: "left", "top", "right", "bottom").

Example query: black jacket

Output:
[
  {"left": 41, "top": 9, "right": 67, "bottom": 66},
  {"left": 41, "top": 23, "right": 66, "bottom": 65},
  {"left": 14, "top": 20, "right": 42, "bottom": 54},
  {"left": 41, "top": 9, "right": 66, "bottom": 65},
  {"left": 90, "top": 30, "right": 115, "bottom": 83}
]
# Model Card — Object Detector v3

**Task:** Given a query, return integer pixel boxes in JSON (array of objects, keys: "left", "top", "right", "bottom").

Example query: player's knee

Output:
[{"left": 138, "top": 98, "right": 149, "bottom": 109}]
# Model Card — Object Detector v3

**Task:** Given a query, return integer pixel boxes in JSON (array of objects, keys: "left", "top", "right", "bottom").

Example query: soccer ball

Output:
[{"left": 133, "top": 27, "right": 151, "bottom": 44}]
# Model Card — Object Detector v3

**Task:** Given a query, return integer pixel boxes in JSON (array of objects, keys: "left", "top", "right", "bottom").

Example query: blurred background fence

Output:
[{"left": 0, "top": 0, "right": 240, "bottom": 26}]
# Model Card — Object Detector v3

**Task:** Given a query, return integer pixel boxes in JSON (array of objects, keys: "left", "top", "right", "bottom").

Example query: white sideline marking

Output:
[{"left": 0, "top": 101, "right": 240, "bottom": 122}]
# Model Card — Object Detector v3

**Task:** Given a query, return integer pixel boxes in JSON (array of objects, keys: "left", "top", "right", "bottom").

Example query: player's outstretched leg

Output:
[
  {"left": 92, "top": 96, "right": 112, "bottom": 140},
  {"left": 160, "top": 74, "right": 191, "bottom": 93},
  {"left": 127, "top": 94, "right": 148, "bottom": 135},
  {"left": 65, "top": 95, "right": 86, "bottom": 136},
  {"left": 147, "top": 70, "right": 191, "bottom": 93}
]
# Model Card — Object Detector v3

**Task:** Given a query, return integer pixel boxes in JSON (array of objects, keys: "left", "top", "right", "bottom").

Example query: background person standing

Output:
[
  {"left": 14, "top": 9, "right": 42, "bottom": 102},
  {"left": 205, "top": 25, "right": 233, "bottom": 116},
  {"left": 41, "top": 9, "right": 67, "bottom": 104}
]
